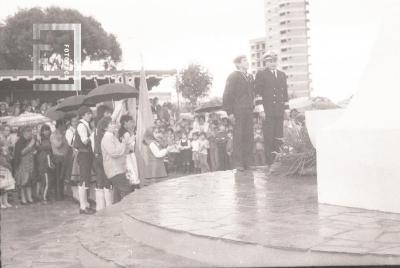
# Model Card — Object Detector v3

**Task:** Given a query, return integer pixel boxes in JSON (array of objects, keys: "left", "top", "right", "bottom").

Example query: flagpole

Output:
[{"left": 175, "top": 69, "right": 180, "bottom": 120}]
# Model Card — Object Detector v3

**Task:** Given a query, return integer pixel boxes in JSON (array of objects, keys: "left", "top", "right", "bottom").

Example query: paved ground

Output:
[
  {"left": 3, "top": 168, "right": 400, "bottom": 267},
  {"left": 1, "top": 172, "right": 204, "bottom": 268},
  {"left": 123, "top": 168, "right": 400, "bottom": 257}
]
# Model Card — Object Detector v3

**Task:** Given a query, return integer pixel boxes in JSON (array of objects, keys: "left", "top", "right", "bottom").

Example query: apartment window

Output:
[
  {"left": 256, "top": 44, "right": 260, "bottom": 50},
  {"left": 257, "top": 62, "right": 260, "bottom": 67},
  {"left": 262, "top": 44, "right": 265, "bottom": 49}
]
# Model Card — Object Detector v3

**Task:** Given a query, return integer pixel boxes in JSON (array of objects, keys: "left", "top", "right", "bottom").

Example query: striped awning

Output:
[{"left": 0, "top": 69, "right": 176, "bottom": 82}]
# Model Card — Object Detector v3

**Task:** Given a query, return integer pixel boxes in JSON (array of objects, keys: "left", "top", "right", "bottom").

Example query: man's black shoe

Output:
[
  {"left": 236, "top": 166, "right": 245, "bottom": 172},
  {"left": 80, "top": 208, "right": 95, "bottom": 215}
]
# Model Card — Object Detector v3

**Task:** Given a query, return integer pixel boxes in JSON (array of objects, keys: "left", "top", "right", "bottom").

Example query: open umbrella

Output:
[
  {"left": 7, "top": 112, "right": 51, "bottom": 127},
  {"left": 45, "top": 105, "right": 65, "bottom": 121},
  {"left": 56, "top": 95, "right": 86, "bottom": 112},
  {"left": 84, "top": 83, "right": 139, "bottom": 105},
  {"left": 45, "top": 105, "right": 77, "bottom": 121},
  {"left": 195, "top": 99, "right": 223, "bottom": 113}
]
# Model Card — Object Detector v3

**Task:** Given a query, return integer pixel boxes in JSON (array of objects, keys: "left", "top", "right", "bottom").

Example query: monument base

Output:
[{"left": 318, "top": 127, "right": 400, "bottom": 213}]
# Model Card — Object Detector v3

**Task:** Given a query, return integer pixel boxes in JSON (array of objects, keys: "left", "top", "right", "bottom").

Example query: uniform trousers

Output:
[
  {"left": 262, "top": 116, "right": 284, "bottom": 165},
  {"left": 232, "top": 111, "right": 254, "bottom": 169}
]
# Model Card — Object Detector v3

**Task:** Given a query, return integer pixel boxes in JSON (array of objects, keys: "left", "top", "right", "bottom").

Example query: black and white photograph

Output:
[{"left": 0, "top": 0, "right": 400, "bottom": 267}]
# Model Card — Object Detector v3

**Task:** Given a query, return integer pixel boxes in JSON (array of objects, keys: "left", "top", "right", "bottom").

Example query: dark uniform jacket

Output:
[
  {"left": 222, "top": 71, "right": 254, "bottom": 115},
  {"left": 255, "top": 68, "right": 288, "bottom": 118}
]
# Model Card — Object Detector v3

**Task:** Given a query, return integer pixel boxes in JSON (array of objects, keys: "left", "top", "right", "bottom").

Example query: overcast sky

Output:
[{"left": 0, "top": 0, "right": 393, "bottom": 101}]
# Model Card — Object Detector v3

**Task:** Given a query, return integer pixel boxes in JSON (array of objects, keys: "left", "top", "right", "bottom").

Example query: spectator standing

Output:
[
  {"left": 65, "top": 116, "right": 79, "bottom": 183},
  {"left": 74, "top": 106, "right": 95, "bottom": 215},
  {"left": 178, "top": 132, "right": 191, "bottom": 173},
  {"left": 166, "top": 135, "right": 180, "bottom": 173},
  {"left": 0, "top": 103, "right": 8, "bottom": 117},
  {"left": 92, "top": 106, "right": 113, "bottom": 211},
  {"left": 193, "top": 115, "right": 209, "bottom": 134},
  {"left": 101, "top": 117, "right": 133, "bottom": 201},
  {"left": 198, "top": 132, "right": 210, "bottom": 173},
  {"left": 215, "top": 124, "right": 229, "bottom": 171},
  {"left": 151, "top": 97, "right": 162, "bottom": 120},
  {"left": 118, "top": 115, "right": 139, "bottom": 188},
  {"left": 12, "top": 104, "right": 22, "bottom": 116},
  {"left": 50, "top": 120, "right": 69, "bottom": 200},
  {"left": 0, "top": 142, "right": 15, "bottom": 208},
  {"left": 14, "top": 126, "right": 36, "bottom": 204},
  {"left": 207, "top": 122, "right": 219, "bottom": 171},
  {"left": 191, "top": 132, "right": 200, "bottom": 173},
  {"left": 142, "top": 127, "right": 168, "bottom": 179},
  {"left": 37, "top": 125, "right": 54, "bottom": 202}
]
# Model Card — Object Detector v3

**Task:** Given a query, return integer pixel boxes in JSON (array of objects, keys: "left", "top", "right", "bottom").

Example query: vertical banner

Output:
[{"left": 135, "top": 67, "right": 155, "bottom": 183}]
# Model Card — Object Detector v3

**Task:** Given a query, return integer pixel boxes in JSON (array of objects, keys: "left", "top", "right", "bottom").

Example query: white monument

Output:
[{"left": 316, "top": 2, "right": 400, "bottom": 213}]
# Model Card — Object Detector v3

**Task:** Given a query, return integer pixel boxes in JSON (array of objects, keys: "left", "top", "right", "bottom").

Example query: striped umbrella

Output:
[
  {"left": 7, "top": 112, "right": 51, "bottom": 127},
  {"left": 0, "top": 116, "right": 14, "bottom": 124}
]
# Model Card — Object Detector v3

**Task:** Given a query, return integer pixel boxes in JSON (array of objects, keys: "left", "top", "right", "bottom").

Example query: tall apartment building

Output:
[
  {"left": 250, "top": 0, "right": 311, "bottom": 98},
  {"left": 250, "top": 37, "right": 267, "bottom": 73}
]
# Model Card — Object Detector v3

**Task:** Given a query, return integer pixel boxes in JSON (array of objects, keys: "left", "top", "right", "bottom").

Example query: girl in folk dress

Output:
[
  {"left": 36, "top": 124, "right": 54, "bottom": 202},
  {"left": 0, "top": 142, "right": 14, "bottom": 208},
  {"left": 64, "top": 116, "right": 79, "bottom": 199},
  {"left": 142, "top": 127, "right": 168, "bottom": 179},
  {"left": 119, "top": 115, "right": 139, "bottom": 187},
  {"left": 14, "top": 126, "right": 36, "bottom": 204}
]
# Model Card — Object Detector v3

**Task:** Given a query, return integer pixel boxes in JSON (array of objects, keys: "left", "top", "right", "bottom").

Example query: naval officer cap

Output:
[{"left": 262, "top": 50, "right": 278, "bottom": 60}]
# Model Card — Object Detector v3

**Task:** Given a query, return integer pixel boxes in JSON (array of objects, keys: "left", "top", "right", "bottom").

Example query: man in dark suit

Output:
[
  {"left": 222, "top": 55, "right": 254, "bottom": 171},
  {"left": 254, "top": 51, "right": 289, "bottom": 166}
]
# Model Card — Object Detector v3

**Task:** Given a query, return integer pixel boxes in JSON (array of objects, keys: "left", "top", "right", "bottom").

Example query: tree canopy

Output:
[
  {"left": 0, "top": 7, "right": 122, "bottom": 70},
  {"left": 177, "top": 64, "right": 213, "bottom": 108}
]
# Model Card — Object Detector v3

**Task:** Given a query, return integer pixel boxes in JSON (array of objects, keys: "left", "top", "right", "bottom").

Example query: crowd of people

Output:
[
  {"left": 0, "top": 97, "right": 57, "bottom": 117},
  {"left": 0, "top": 90, "right": 304, "bottom": 212}
]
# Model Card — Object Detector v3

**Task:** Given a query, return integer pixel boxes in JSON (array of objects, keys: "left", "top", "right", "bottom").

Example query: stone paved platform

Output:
[
  {"left": 0, "top": 174, "right": 206, "bottom": 268},
  {"left": 121, "top": 168, "right": 400, "bottom": 265}
]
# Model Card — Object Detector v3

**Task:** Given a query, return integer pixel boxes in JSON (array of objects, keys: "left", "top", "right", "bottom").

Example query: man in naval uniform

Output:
[
  {"left": 254, "top": 51, "right": 289, "bottom": 166},
  {"left": 222, "top": 55, "right": 254, "bottom": 171}
]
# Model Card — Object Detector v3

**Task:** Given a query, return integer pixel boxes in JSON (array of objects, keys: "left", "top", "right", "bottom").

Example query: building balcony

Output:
[
  {"left": 281, "top": 65, "right": 309, "bottom": 73},
  {"left": 287, "top": 73, "right": 310, "bottom": 81},
  {"left": 281, "top": 55, "right": 309, "bottom": 63},
  {"left": 278, "top": 25, "right": 309, "bottom": 32}
]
